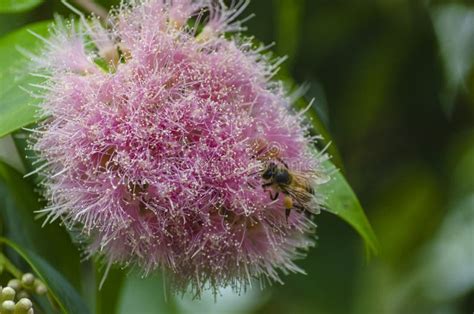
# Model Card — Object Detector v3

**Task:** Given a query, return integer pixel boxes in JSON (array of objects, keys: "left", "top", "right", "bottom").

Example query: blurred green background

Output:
[{"left": 0, "top": 0, "right": 473, "bottom": 313}]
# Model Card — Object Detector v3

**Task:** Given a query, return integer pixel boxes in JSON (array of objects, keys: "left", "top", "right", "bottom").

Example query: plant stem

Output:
[{"left": 0, "top": 252, "right": 22, "bottom": 278}]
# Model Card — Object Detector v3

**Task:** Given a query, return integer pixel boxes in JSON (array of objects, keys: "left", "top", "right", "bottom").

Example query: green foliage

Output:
[
  {"left": 0, "top": 161, "right": 83, "bottom": 290},
  {"left": 0, "top": 238, "right": 90, "bottom": 314},
  {"left": 0, "top": 21, "right": 50, "bottom": 137},
  {"left": 274, "top": 0, "right": 304, "bottom": 68},
  {"left": 319, "top": 159, "right": 378, "bottom": 255},
  {"left": 0, "top": 0, "right": 43, "bottom": 13},
  {"left": 116, "top": 274, "right": 178, "bottom": 314},
  {"left": 371, "top": 164, "right": 443, "bottom": 266},
  {"left": 94, "top": 267, "right": 126, "bottom": 314}
]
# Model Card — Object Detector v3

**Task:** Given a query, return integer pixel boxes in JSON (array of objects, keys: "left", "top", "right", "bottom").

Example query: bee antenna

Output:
[
  {"left": 247, "top": 169, "right": 261, "bottom": 177},
  {"left": 276, "top": 157, "right": 289, "bottom": 169}
]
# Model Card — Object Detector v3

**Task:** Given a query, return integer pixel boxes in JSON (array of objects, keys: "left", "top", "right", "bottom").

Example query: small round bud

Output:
[
  {"left": 1, "top": 287, "right": 16, "bottom": 301},
  {"left": 21, "top": 274, "right": 35, "bottom": 288},
  {"left": 15, "top": 298, "right": 33, "bottom": 312},
  {"left": 33, "top": 281, "right": 47, "bottom": 296},
  {"left": 1, "top": 300, "right": 15, "bottom": 313},
  {"left": 7, "top": 279, "right": 21, "bottom": 291},
  {"left": 16, "top": 290, "right": 29, "bottom": 300},
  {"left": 35, "top": 285, "right": 47, "bottom": 296},
  {"left": 27, "top": 308, "right": 34, "bottom": 314}
]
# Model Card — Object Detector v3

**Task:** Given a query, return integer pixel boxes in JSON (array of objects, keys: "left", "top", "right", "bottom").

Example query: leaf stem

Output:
[{"left": 0, "top": 252, "right": 22, "bottom": 278}]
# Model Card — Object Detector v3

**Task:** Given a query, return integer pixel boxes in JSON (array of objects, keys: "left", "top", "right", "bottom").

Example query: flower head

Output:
[{"left": 31, "top": 0, "right": 328, "bottom": 296}]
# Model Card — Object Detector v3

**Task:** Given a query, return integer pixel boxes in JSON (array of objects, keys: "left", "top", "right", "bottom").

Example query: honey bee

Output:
[{"left": 261, "top": 160, "right": 322, "bottom": 221}]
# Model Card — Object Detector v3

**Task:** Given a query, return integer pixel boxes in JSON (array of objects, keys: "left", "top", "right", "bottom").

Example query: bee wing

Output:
[
  {"left": 283, "top": 184, "right": 321, "bottom": 215},
  {"left": 311, "top": 171, "right": 330, "bottom": 185},
  {"left": 291, "top": 168, "right": 330, "bottom": 185}
]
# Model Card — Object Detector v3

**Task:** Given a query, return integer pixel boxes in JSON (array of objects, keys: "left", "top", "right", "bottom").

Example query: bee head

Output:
[{"left": 262, "top": 162, "right": 277, "bottom": 180}]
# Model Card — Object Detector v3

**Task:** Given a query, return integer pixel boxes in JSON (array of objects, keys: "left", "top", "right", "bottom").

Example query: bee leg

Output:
[
  {"left": 247, "top": 182, "right": 256, "bottom": 189},
  {"left": 283, "top": 196, "right": 293, "bottom": 222},
  {"left": 294, "top": 204, "right": 312, "bottom": 218},
  {"left": 270, "top": 191, "right": 279, "bottom": 201},
  {"left": 285, "top": 208, "right": 291, "bottom": 222},
  {"left": 293, "top": 204, "right": 304, "bottom": 212},
  {"left": 262, "top": 183, "right": 273, "bottom": 189}
]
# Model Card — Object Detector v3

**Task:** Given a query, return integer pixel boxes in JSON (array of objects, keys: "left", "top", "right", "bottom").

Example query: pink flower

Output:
[{"left": 31, "top": 0, "right": 328, "bottom": 296}]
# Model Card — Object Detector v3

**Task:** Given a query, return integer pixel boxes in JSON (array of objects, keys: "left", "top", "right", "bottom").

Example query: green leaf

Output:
[
  {"left": 370, "top": 164, "right": 442, "bottom": 265},
  {"left": 95, "top": 266, "right": 126, "bottom": 314},
  {"left": 293, "top": 94, "right": 346, "bottom": 173},
  {"left": 0, "top": 20, "right": 51, "bottom": 137},
  {"left": 318, "top": 158, "right": 379, "bottom": 255},
  {"left": 117, "top": 272, "right": 179, "bottom": 314},
  {"left": 274, "top": 0, "right": 304, "bottom": 68},
  {"left": 276, "top": 73, "right": 346, "bottom": 172},
  {"left": 0, "top": 0, "right": 43, "bottom": 13},
  {"left": 291, "top": 86, "right": 377, "bottom": 254},
  {"left": 0, "top": 238, "right": 90, "bottom": 314},
  {"left": 279, "top": 77, "right": 377, "bottom": 254},
  {"left": 0, "top": 161, "right": 83, "bottom": 291}
]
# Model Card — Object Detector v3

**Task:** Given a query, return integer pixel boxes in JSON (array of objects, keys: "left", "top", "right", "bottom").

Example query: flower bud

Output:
[
  {"left": 16, "top": 291, "right": 29, "bottom": 300},
  {"left": 33, "top": 280, "right": 47, "bottom": 296},
  {"left": 14, "top": 298, "right": 33, "bottom": 313},
  {"left": 1, "top": 300, "right": 15, "bottom": 313},
  {"left": 1, "top": 287, "right": 16, "bottom": 301},
  {"left": 7, "top": 279, "right": 21, "bottom": 291},
  {"left": 20, "top": 274, "right": 35, "bottom": 289}
]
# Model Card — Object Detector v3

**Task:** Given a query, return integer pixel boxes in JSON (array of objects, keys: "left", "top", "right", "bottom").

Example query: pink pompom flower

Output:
[{"left": 30, "top": 0, "right": 329, "bottom": 296}]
